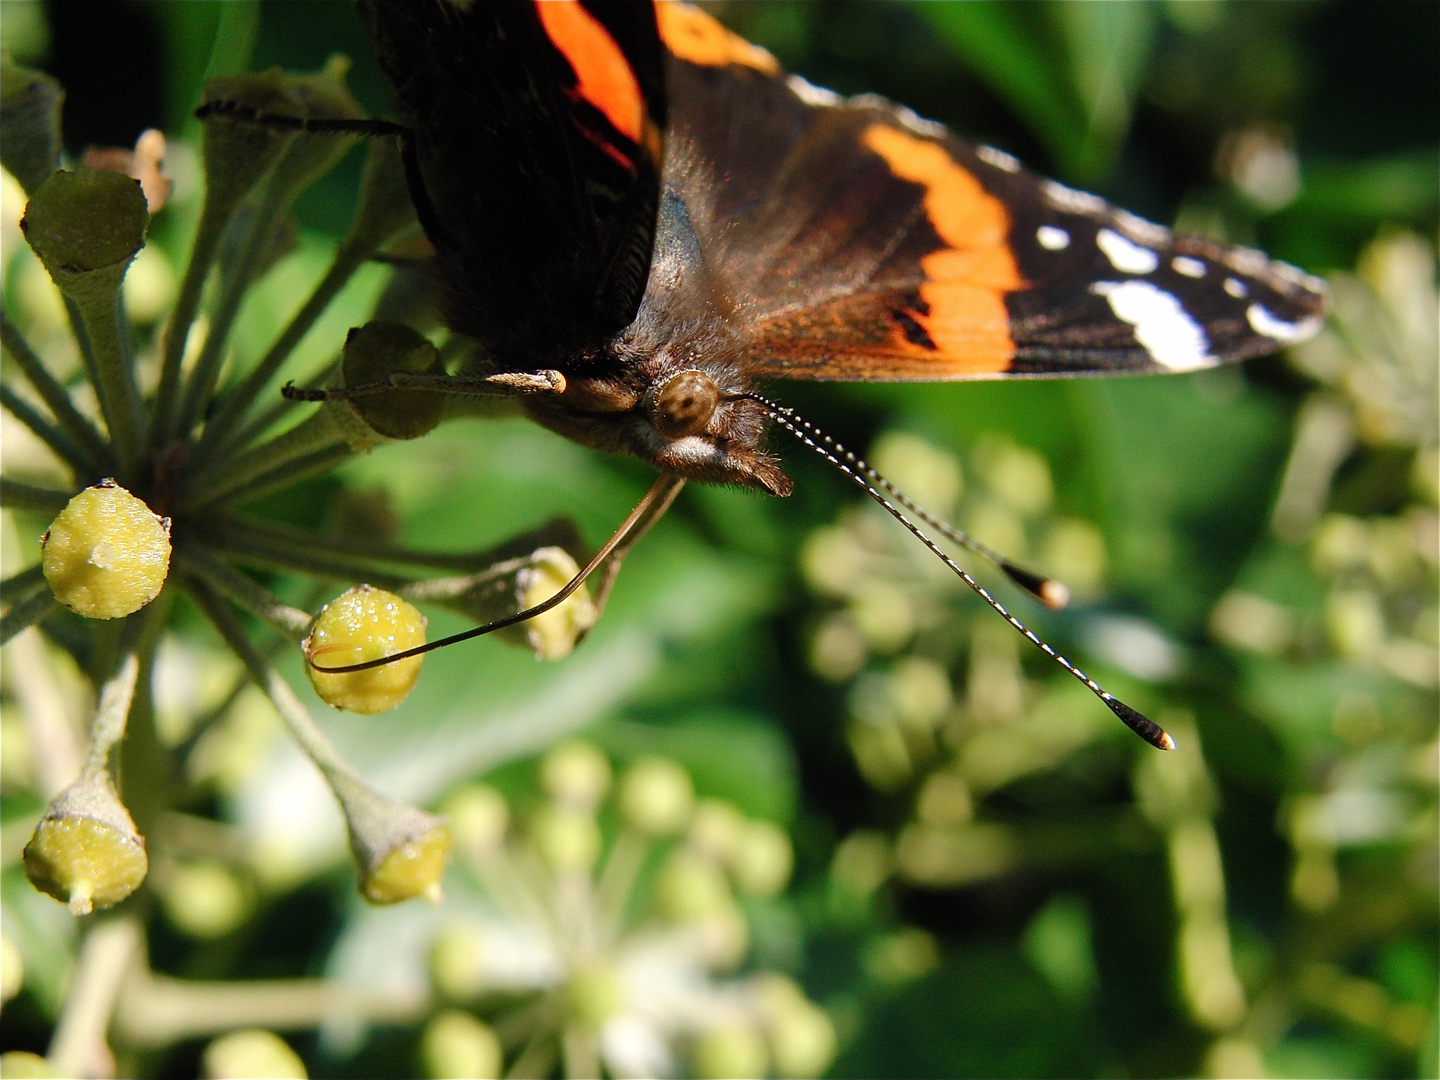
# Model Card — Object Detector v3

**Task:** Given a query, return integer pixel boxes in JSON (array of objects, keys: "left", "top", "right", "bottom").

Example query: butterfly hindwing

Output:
[
  {"left": 657, "top": 5, "right": 1325, "bottom": 382},
  {"left": 359, "top": 0, "right": 666, "bottom": 364}
]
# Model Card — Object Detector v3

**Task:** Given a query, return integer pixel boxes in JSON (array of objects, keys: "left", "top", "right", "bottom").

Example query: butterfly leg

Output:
[
  {"left": 281, "top": 369, "right": 567, "bottom": 403},
  {"left": 193, "top": 100, "right": 450, "bottom": 248}
]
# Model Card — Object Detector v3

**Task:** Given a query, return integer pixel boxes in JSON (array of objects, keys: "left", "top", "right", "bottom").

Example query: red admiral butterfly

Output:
[{"left": 243, "top": 1, "right": 1327, "bottom": 749}]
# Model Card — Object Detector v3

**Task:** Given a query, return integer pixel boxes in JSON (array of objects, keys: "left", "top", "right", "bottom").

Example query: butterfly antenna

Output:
[
  {"left": 749, "top": 393, "right": 1173, "bottom": 750},
  {"left": 307, "top": 473, "right": 684, "bottom": 673}
]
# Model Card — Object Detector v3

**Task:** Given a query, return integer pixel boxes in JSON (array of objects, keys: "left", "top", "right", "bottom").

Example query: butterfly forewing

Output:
[
  {"left": 655, "top": 8, "right": 1324, "bottom": 383},
  {"left": 358, "top": 0, "right": 666, "bottom": 363}
]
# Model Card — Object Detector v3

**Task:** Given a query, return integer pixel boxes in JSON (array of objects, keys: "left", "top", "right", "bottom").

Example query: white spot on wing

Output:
[
  {"left": 1092, "top": 280, "right": 1216, "bottom": 371},
  {"left": 786, "top": 73, "right": 842, "bottom": 108},
  {"left": 1172, "top": 256, "right": 1206, "bottom": 278},
  {"left": 1097, "top": 228, "right": 1161, "bottom": 274},
  {"left": 1043, "top": 180, "right": 1108, "bottom": 216},
  {"left": 1224, "top": 277, "right": 1249, "bottom": 298},
  {"left": 1037, "top": 225, "right": 1070, "bottom": 250},
  {"left": 977, "top": 144, "right": 1021, "bottom": 173},
  {"left": 1247, "top": 303, "right": 1323, "bottom": 343}
]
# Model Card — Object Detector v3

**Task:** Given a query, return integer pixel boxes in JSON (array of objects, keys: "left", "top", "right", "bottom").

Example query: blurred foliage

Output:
[{"left": 1, "top": 1, "right": 1436, "bottom": 1078}]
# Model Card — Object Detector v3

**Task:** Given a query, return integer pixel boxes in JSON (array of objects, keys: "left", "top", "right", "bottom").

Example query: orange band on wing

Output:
[
  {"left": 537, "top": 0, "right": 644, "bottom": 145},
  {"left": 862, "top": 124, "right": 1022, "bottom": 372},
  {"left": 656, "top": 2, "right": 779, "bottom": 74}
]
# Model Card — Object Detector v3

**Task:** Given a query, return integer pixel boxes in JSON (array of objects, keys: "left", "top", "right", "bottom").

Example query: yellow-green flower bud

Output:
[
  {"left": 693, "top": 1023, "right": 768, "bottom": 1080},
  {"left": 540, "top": 741, "right": 611, "bottom": 810},
  {"left": 730, "top": 820, "right": 793, "bottom": 899},
  {"left": 304, "top": 585, "right": 426, "bottom": 714},
  {"left": 687, "top": 799, "right": 745, "bottom": 864},
  {"left": 420, "top": 1009, "right": 502, "bottom": 1080},
  {"left": 693, "top": 900, "right": 750, "bottom": 972},
  {"left": 21, "top": 168, "right": 147, "bottom": 298},
  {"left": 529, "top": 805, "right": 601, "bottom": 873},
  {"left": 0, "top": 1051, "right": 56, "bottom": 1079},
  {"left": 361, "top": 823, "right": 450, "bottom": 905},
  {"left": 202, "top": 1029, "right": 307, "bottom": 1080},
  {"left": 159, "top": 860, "right": 251, "bottom": 940},
  {"left": 0, "top": 934, "right": 21, "bottom": 1003},
  {"left": 513, "top": 548, "right": 597, "bottom": 660},
  {"left": 441, "top": 784, "right": 509, "bottom": 861},
  {"left": 23, "top": 765, "right": 147, "bottom": 914},
  {"left": 566, "top": 961, "right": 623, "bottom": 1028},
  {"left": 753, "top": 974, "right": 837, "bottom": 1079},
  {"left": 42, "top": 480, "right": 171, "bottom": 619},
  {"left": 618, "top": 756, "right": 694, "bottom": 836},
  {"left": 656, "top": 849, "right": 730, "bottom": 921},
  {"left": 429, "top": 924, "right": 486, "bottom": 1002},
  {"left": 339, "top": 321, "right": 446, "bottom": 440}
]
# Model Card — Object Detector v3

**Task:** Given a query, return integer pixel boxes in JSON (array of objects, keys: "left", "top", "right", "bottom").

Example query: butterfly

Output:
[{"left": 239, "top": 1, "right": 1327, "bottom": 748}]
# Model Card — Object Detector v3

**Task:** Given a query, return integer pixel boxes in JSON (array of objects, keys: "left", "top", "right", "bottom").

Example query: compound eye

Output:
[{"left": 650, "top": 369, "right": 719, "bottom": 439}]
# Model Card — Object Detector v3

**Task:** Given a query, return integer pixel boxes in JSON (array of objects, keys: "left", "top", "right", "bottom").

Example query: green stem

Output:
[
  {"left": 0, "top": 477, "right": 73, "bottom": 513},
  {"left": 194, "top": 241, "right": 370, "bottom": 461},
  {"left": 174, "top": 183, "right": 291, "bottom": 437},
  {"left": 67, "top": 288, "right": 145, "bottom": 483},
  {"left": 185, "top": 410, "right": 348, "bottom": 509},
  {"left": 199, "top": 523, "right": 417, "bottom": 592},
  {"left": 191, "top": 443, "right": 355, "bottom": 513},
  {"left": 1, "top": 315, "right": 113, "bottom": 468},
  {"left": 1, "top": 563, "right": 48, "bottom": 603},
  {"left": 223, "top": 355, "right": 341, "bottom": 454},
  {"left": 188, "top": 577, "right": 360, "bottom": 778},
  {"left": 45, "top": 916, "right": 143, "bottom": 1079},
  {"left": 1, "top": 384, "right": 92, "bottom": 476},
  {"left": 0, "top": 589, "right": 59, "bottom": 644},
  {"left": 173, "top": 543, "right": 312, "bottom": 639},
  {"left": 86, "top": 644, "right": 142, "bottom": 767}
]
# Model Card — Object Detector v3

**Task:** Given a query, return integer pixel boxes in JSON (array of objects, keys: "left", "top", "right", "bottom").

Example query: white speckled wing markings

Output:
[
  {"left": 662, "top": 11, "right": 1326, "bottom": 381},
  {"left": 974, "top": 164, "right": 1331, "bottom": 375}
]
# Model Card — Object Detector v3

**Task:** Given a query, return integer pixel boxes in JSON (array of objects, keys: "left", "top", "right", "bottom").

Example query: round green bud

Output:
[
  {"left": 693, "top": 1024, "right": 768, "bottom": 1080},
  {"left": 656, "top": 849, "right": 730, "bottom": 922},
  {"left": 1, "top": 56, "right": 64, "bottom": 194},
  {"left": 201, "top": 1029, "right": 306, "bottom": 1080},
  {"left": 23, "top": 767, "right": 147, "bottom": 914},
  {"left": 566, "top": 961, "right": 623, "bottom": 1028},
  {"left": 513, "top": 547, "right": 597, "bottom": 661},
  {"left": 341, "top": 321, "right": 447, "bottom": 440},
  {"left": 420, "top": 1009, "right": 502, "bottom": 1080},
  {"left": 686, "top": 799, "right": 745, "bottom": 864},
  {"left": 618, "top": 756, "right": 694, "bottom": 836},
  {"left": 21, "top": 168, "right": 147, "bottom": 276},
  {"left": 361, "top": 823, "right": 450, "bottom": 905},
  {"left": 730, "top": 820, "right": 793, "bottom": 898},
  {"left": 0, "top": 934, "right": 22, "bottom": 1003},
  {"left": 429, "top": 924, "right": 486, "bottom": 1002},
  {"left": 540, "top": 741, "right": 611, "bottom": 810},
  {"left": 160, "top": 860, "right": 250, "bottom": 940},
  {"left": 304, "top": 585, "right": 426, "bottom": 714},
  {"left": 42, "top": 480, "right": 171, "bottom": 619},
  {"left": 753, "top": 974, "right": 838, "bottom": 1079},
  {"left": 529, "top": 805, "right": 601, "bottom": 873},
  {"left": 441, "top": 784, "right": 509, "bottom": 860},
  {"left": 0, "top": 1052, "right": 56, "bottom": 1078},
  {"left": 693, "top": 900, "right": 750, "bottom": 971}
]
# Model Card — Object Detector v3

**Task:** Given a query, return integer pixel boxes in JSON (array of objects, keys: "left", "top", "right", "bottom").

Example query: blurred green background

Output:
[{"left": 1, "top": 1, "right": 1435, "bottom": 1077}]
